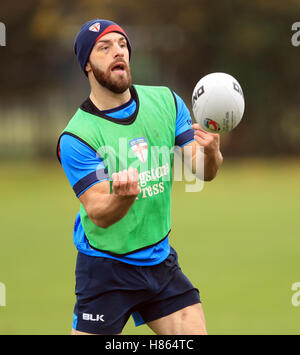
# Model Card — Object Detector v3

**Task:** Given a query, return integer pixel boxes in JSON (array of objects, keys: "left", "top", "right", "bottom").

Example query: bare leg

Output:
[{"left": 146, "top": 303, "right": 207, "bottom": 335}]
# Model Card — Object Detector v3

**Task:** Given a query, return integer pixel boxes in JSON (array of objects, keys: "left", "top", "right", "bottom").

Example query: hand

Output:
[
  {"left": 191, "top": 123, "right": 223, "bottom": 181},
  {"left": 191, "top": 123, "right": 220, "bottom": 156},
  {"left": 112, "top": 167, "right": 141, "bottom": 198}
]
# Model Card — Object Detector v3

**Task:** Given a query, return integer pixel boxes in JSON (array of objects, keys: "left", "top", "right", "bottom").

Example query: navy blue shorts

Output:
[{"left": 72, "top": 247, "right": 201, "bottom": 334}]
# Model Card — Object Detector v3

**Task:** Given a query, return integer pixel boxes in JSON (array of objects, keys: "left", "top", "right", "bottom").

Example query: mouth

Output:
[{"left": 111, "top": 62, "right": 126, "bottom": 73}]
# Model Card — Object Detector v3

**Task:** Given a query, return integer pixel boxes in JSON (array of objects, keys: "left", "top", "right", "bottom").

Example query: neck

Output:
[{"left": 89, "top": 80, "right": 131, "bottom": 111}]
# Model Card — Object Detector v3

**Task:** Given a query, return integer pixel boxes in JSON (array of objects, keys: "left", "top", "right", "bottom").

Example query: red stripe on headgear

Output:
[{"left": 95, "top": 24, "right": 128, "bottom": 43}]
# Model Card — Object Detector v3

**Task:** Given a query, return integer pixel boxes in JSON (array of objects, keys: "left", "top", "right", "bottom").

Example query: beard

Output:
[{"left": 90, "top": 59, "right": 132, "bottom": 94}]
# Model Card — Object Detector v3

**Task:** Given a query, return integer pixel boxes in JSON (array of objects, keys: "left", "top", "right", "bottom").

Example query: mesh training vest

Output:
[{"left": 57, "top": 85, "right": 177, "bottom": 255}]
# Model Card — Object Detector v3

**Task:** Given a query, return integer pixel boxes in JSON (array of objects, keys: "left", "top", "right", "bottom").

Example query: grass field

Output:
[{"left": 0, "top": 158, "right": 299, "bottom": 334}]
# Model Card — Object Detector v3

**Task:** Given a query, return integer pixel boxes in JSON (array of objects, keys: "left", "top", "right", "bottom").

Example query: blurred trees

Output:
[{"left": 0, "top": 0, "right": 300, "bottom": 158}]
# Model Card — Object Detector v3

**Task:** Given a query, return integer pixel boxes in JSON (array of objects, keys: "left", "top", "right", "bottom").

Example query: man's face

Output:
[{"left": 87, "top": 32, "right": 132, "bottom": 94}]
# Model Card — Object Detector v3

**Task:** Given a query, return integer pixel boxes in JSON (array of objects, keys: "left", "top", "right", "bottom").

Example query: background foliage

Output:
[{"left": 1, "top": 0, "right": 300, "bottom": 158}]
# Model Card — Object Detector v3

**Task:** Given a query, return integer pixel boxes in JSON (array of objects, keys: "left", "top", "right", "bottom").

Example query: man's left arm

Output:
[
  {"left": 182, "top": 123, "right": 223, "bottom": 181},
  {"left": 172, "top": 91, "right": 223, "bottom": 181}
]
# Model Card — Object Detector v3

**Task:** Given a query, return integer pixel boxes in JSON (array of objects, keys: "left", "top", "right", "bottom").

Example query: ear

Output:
[{"left": 85, "top": 61, "right": 92, "bottom": 73}]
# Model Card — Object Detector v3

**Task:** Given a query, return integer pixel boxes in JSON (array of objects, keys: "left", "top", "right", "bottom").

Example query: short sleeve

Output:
[
  {"left": 173, "top": 92, "right": 195, "bottom": 147},
  {"left": 59, "top": 134, "right": 109, "bottom": 197}
]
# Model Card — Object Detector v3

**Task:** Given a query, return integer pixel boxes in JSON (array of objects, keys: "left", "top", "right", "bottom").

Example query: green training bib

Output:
[{"left": 58, "top": 85, "right": 176, "bottom": 255}]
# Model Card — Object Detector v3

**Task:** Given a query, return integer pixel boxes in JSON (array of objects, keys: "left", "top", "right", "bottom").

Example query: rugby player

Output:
[{"left": 57, "top": 19, "right": 223, "bottom": 335}]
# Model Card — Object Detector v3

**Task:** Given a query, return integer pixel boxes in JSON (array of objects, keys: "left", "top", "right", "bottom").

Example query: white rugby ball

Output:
[{"left": 192, "top": 72, "right": 245, "bottom": 134}]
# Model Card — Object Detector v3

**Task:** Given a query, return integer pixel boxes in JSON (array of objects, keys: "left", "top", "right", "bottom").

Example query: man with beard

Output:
[{"left": 57, "top": 19, "right": 223, "bottom": 335}]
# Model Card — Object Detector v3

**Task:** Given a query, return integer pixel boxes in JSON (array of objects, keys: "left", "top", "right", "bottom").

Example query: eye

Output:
[{"left": 96, "top": 43, "right": 109, "bottom": 51}]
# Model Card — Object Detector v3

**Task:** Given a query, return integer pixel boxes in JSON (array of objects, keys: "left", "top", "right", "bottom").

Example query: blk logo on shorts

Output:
[{"left": 82, "top": 313, "right": 105, "bottom": 322}]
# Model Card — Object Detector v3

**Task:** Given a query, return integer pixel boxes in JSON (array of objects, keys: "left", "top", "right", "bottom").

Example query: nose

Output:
[
  {"left": 113, "top": 43, "right": 124, "bottom": 58},
  {"left": 112, "top": 42, "right": 126, "bottom": 58}
]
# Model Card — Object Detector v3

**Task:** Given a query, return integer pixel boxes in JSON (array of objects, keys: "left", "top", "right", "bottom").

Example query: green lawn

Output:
[{"left": 0, "top": 158, "right": 299, "bottom": 334}]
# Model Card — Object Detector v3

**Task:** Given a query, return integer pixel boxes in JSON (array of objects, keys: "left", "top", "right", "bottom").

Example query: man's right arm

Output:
[{"left": 59, "top": 134, "right": 140, "bottom": 229}]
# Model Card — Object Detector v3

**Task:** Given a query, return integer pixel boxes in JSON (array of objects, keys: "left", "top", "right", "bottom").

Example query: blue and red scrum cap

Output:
[{"left": 74, "top": 19, "right": 131, "bottom": 76}]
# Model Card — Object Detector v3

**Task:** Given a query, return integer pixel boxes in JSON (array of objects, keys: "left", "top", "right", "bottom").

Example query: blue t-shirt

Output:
[{"left": 59, "top": 91, "right": 194, "bottom": 266}]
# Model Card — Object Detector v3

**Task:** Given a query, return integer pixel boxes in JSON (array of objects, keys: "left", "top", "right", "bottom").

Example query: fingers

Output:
[
  {"left": 191, "top": 123, "right": 203, "bottom": 131},
  {"left": 191, "top": 123, "right": 210, "bottom": 134},
  {"left": 191, "top": 124, "right": 220, "bottom": 155},
  {"left": 127, "top": 166, "right": 139, "bottom": 182},
  {"left": 194, "top": 129, "right": 219, "bottom": 146},
  {"left": 112, "top": 167, "right": 141, "bottom": 197},
  {"left": 191, "top": 123, "right": 220, "bottom": 138},
  {"left": 194, "top": 133, "right": 208, "bottom": 146}
]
